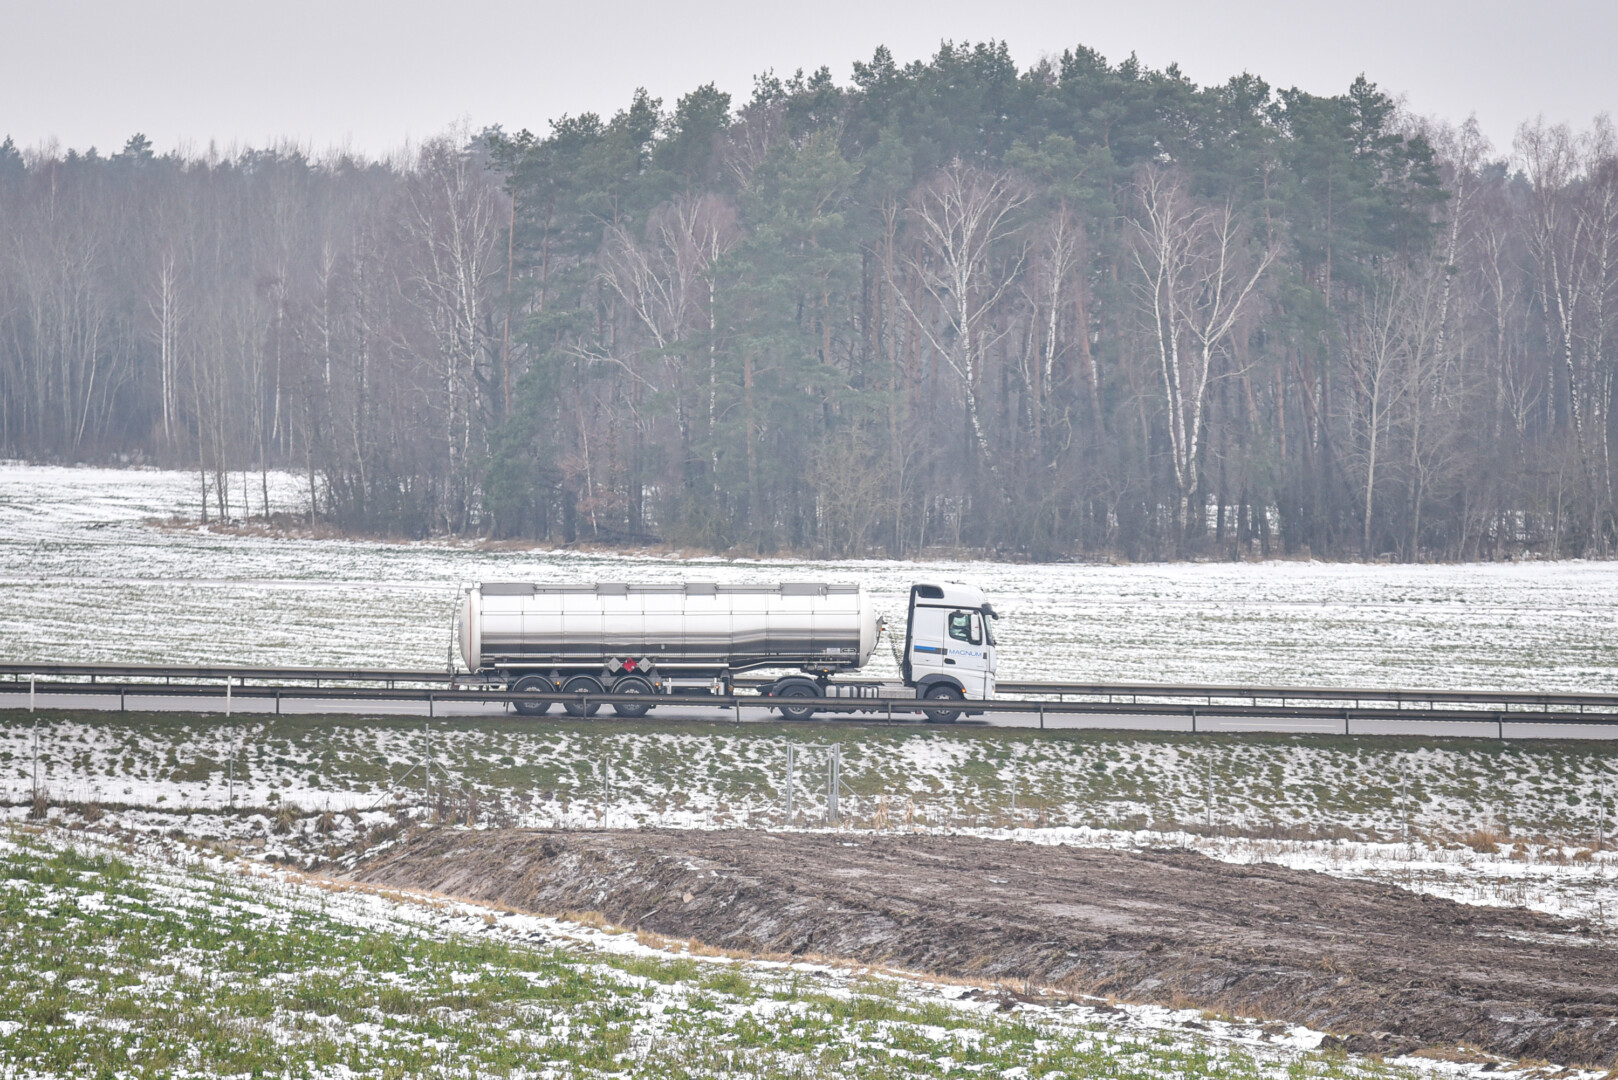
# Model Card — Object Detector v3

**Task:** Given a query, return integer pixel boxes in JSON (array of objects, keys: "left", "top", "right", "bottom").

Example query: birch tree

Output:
[
  {"left": 599, "top": 193, "right": 739, "bottom": 444},
  {"left": 402, "top": 135, "right": 503, "bottom": 531},
  {"left": 1129, "top": 166, "right": 1275, "bottom": 541},
  {"left": 1346, "top": 274, "right": 1407, "bottom": 557},
  {"left": 893, "top": 162, "right": 1029, "bottom": 470}
]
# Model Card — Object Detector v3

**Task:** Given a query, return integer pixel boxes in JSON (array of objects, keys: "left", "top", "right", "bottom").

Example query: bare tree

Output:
[
  {"left": 1345, "top": 274, "right": 1409, "bottom": 557},
  {"left": 401, "top": 135, "right": 503, "bottom": 531},
  {"left": 1021, "top": 201, "right": 1087, "bottom": 446},
  {"left": 1517, "top": 117, "right": 1618, "bottom": 549},
  {"left": 599, "top": 193, "right": 739, "bottom": 438},
  {"left": 1129, "top": 166, "right": 1276, "bottom": 541},
  {"left": 893, "top": 161, "right": 1030, "bottom": 470}
]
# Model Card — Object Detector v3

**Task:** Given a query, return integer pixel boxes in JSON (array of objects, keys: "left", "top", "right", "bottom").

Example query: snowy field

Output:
[
  {"left": 4, "top": 464, "right": 1618, "bottom": 691},
  {"left": 6, "top": 466, "right": 1616, "bottom": 1076},
  {"left": 2, "top": 823, "right": 1606, "bottom": 1080}
]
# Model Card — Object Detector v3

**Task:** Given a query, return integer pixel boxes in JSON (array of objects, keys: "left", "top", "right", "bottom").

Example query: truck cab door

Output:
[
  {"left": 944, "top": 608, "right": 992, "bottom": 699},
  {"left": 907, "top": 603, "right": 948, "bottom": 682}
]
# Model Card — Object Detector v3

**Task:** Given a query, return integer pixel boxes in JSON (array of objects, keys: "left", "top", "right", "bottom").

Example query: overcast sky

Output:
[{"left": 5, "top": 0, "right": 1613, "bottom": 161}]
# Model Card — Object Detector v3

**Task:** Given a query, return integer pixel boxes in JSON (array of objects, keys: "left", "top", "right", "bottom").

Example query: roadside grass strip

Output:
[
  {"left": 4, "top": 716, "right": 1614, "bottom": 842},
  {"left": 0, "top": 828, "right": 1543, "bottom": 1080}
]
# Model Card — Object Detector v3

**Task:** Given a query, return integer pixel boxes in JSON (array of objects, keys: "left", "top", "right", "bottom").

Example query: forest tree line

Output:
[{"left": 3, "top": 43, "right": 1617, "bottom": 561}]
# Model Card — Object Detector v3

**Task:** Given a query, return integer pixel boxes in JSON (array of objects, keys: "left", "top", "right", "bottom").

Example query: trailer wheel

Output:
[
  {"left": 562, "top": 675, "right": 603, "bottom": 718},
  {"left": 776, "top": 683, "right": 819, "bottom": 721},
  {"left": 610, "top": 675, "right": 654, "bottom": 719},
  {"left": 921, "top": 683, "right": 964, "bottom": 723},
  {"left": 511, "top": 675, "right": 554, "bottom": 717}
]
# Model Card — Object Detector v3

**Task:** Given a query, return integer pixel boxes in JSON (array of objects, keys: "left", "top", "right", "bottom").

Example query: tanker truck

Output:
[{"left": 456, "top": 581, "right": 997, "bottom": 721}]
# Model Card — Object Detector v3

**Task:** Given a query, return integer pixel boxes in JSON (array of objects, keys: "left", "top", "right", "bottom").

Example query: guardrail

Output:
[
  {"left": 5, "top": 663, "right": 1618, "bottom": 714},
  {"left": 0, "top": 663, "right": 458, "bottom": 685},
  {"left": 2, "top": 666, "right": 1617, "bottom": 730},
  {"left": 991, "top": 680, "right": 1618, "bottom": 712}
]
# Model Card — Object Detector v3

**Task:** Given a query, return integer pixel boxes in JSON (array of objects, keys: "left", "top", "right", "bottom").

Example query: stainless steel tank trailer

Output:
[{"left": 456, "top": 581, "right": 998, "bottom": 721}]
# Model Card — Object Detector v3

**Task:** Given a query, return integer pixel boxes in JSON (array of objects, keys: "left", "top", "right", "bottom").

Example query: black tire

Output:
[
  {"left": 921, "top": 683, "right": 964, "bottom": 723},
  {"left": 610, "top": 675, "right": 655, "bottom": 719},
  {"left": 510, "top": 674, "right": 554, "bottom": 717},
  {"left": 776, "top": 682, "right": 820, "bottom": 721},
  {"left": 562, "top": 675, "right": 603, "bottom": 718}
]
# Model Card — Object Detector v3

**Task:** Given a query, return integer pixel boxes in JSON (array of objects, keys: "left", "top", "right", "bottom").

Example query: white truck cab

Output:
[{"left": 901, "top": 582, "right": 998, "bottom": 716}]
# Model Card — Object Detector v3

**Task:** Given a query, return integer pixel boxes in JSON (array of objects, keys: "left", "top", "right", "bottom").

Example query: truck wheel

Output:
[
  {"left": 610, "top": 675, "right": 654, "bottom": 719},
  {"left": 511, "top": 675, "right": 554, "bottom": 717},
  {"left": 921, "top": 684, "right": 964, "bottom": 723},
  {"left": 776, "top": 683, "right": 819, "bottom": 721},
  {"left": 562, "top": 675, "right": 603, "bottom": 718}
]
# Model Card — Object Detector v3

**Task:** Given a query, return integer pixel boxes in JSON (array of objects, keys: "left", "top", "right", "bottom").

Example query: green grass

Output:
[{"left": 0, "top": 828, "right": 1424, "bottom": 1079}]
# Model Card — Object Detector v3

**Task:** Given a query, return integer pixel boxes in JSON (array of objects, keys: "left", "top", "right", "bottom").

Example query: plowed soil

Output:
[{"left": 347, "top": 829, "right": 1618, "bottom": 1066}]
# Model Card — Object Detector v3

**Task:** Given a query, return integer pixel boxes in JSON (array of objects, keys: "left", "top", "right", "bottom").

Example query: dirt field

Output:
[{"left": 347, "top": 829, "right": 1618, "bottom": 1066}]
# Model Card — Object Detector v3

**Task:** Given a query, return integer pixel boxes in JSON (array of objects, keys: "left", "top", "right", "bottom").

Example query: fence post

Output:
[
  {"left": 1401, "top": 769, "right": 1409, "bottom": 843},
  {"left": 784, "top": 743, "right": 794, "bottom": 825},
  {"left": 1206, "top": 754, "right": 1214, "bottom": 830},
  {"left": 827, "top": 744, "right": 840, "bottom": 825},
  {"left": 225, "top": 677, "right": 232, "bottom": 718},
  {"left": 1597, "top": 775, "right": 1605, "bottom": 852},
  {"left": 29, "top": 674, "right": 35, "bottom": 713}
]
